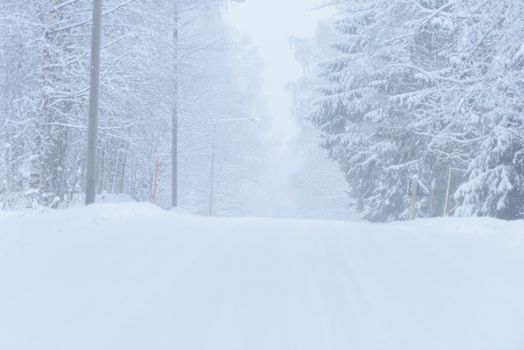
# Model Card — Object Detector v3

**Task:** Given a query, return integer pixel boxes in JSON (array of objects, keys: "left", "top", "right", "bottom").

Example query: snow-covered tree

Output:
[
  {"left": 0, "top": 0, "right": 268, "bottom": 213},
  {"left": 453, "top": 1, "right": 524, "bottom": 219},
  {"left": 305, "top": 0, "right": 524, "bottom": 221}
]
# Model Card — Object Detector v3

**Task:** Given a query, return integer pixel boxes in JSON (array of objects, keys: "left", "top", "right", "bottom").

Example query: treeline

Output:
[
  {"left": 0, "top": 0, "right": 265, "bottom": 213},
  {"left": 299, "top": 0, "right": 524, "bottom": 221}
]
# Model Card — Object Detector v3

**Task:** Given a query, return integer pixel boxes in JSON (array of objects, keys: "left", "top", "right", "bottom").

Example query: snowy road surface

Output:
[{"left": 1, "top": 203, "right": 524, "bottom": 350}]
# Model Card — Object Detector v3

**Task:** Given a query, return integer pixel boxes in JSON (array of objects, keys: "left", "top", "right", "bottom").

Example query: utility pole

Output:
[
  {"left": 443, "top": 166, "right": 452, "bottom": 216},
  {"left": 85, "top": 0, "right": 103, "bottom": 205},
  {"left": 208, "top": 123, "right": 218, "bottom": 216},
  {"left": 172, "top": 1, "right": 179, "bottom": 208},
  {"left": 410, "top": 176, "right": 418, "bottom": 220}
]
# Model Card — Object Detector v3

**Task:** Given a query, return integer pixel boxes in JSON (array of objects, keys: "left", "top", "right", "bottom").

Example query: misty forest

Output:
[{"left": 1, "top": 1, "right": 524, "bottom": 349}]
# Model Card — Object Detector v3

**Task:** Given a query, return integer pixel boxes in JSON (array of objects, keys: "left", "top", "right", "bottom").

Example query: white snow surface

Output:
[{"left": 1, "top": 203, "right": 523, "bottom": 350}]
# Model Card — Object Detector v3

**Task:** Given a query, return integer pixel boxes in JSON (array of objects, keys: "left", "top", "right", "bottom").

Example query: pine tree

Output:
[
  {"left": 454, "top": 1, "right": 524, "bottom": 219},
  {"left": 311, "top": 1, "right": 456, "bottom": 221}
]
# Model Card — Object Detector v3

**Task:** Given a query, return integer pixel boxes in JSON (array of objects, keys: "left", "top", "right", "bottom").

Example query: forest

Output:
[
  {"left": 0, "top": 0, "right": 269, "bottom": 216},
  {"left": 294, "top": 0, "right": 524, "bottom": 221},
  {"left": 1, "top": 0, "right": 523, "bottom": 221}
]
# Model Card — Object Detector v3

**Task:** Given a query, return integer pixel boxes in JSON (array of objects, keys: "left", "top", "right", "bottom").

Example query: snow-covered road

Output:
[{"left": 1, "top": 203, "right": 523, "bottom": 350}]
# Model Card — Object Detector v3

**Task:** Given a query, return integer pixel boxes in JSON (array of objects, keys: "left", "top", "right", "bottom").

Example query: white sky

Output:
[
  {"left": 225, "top": 0, "right": 333, "bottom": 216},
  {"left": 226, "top": 0, "right": 330, "bottom": 122}
]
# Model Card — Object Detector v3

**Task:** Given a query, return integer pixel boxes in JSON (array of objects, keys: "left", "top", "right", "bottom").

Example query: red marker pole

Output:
[{"left": 151, "top": 159, "right": 159, "bottom": 204}]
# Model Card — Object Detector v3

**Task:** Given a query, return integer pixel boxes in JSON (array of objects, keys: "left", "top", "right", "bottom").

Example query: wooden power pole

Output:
[
  {"left": 410, "top": 176, "right": 418, "bottom": 220},
  {"left": 443, "top": 166, "right": 453, "bottom": 216},
  {"left": 172, "top": 2, "right": 179, "bottom": 208},
  {"left": 85, "top": 0, "right": 103, "bottom": 205}
]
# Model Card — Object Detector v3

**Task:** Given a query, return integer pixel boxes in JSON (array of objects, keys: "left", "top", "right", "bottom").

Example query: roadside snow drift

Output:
[{"left": 1, "top": 203, "right": 523, "bottom": 350}]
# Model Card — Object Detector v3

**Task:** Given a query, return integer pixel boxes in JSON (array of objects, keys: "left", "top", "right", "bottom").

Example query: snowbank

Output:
[{"left": 1, "top": 203, "right": 523, "bottom": 350}]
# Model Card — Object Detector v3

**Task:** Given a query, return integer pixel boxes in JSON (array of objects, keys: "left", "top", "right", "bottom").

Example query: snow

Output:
[
  {"left": 1, "top": 203, "right": 523, "bottom": 350},
  {"left": 514, "top": 42, "right": 524, "bottom": 61}
]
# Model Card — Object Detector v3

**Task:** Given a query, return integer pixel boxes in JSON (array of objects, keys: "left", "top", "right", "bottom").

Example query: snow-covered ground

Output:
[{"left": 1, "top": 203, "right": 523, "bottom": 350}]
